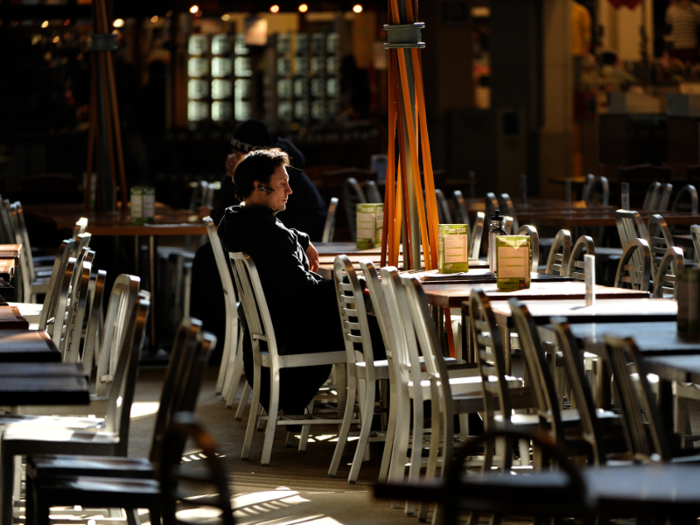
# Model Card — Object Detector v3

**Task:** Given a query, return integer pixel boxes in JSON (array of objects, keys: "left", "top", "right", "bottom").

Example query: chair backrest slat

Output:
[
  {"left": 322, "top": 197, "right": 339, "bottom": 243},
  {"left": 545, "top": 229, "right": 572, "bottom": 276},
  {"left": 566, "top": 235, "right": 595, "bottom": 281},
  {"left": 614, "top": 238, "right": 652, "bottom": 291}
]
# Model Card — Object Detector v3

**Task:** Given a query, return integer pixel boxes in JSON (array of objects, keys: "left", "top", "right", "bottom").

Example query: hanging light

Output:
[
  {"left": 353, "top": 4, "right": 363, "bottom": 13},
  {"left": 189, "top": 5, "right": 199, "bottom": 14},
  {"left": 221, "top": 13, "right": 231, "bottom": 21},
  {"left": 298, "top": 3, "right": 308, "bottom": 13},
  {"left": 113, "top": 18, "right": 125, "bottom": 28},
  {"left": 270, "top": 4, "right": 280, "bottom": 13},
  {"left": 41, "top": 20, "right": 49, "bottom": 28},
  {"left": 150, "top": 15, "right": 159, "bottom": 23}
]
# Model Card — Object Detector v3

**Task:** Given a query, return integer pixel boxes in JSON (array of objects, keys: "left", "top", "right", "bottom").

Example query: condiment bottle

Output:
[{"left": 488, "top": 209, "right": 506, "bottom": 273}]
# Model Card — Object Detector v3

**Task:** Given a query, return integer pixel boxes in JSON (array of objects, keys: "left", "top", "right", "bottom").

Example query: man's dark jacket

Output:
[{"left": 217, "top": 204, "right": 341, "bottom": 413}]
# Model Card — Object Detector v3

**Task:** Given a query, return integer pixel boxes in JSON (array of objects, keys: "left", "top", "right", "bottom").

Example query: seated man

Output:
[{"left": 217, "top": 148, "right": 345, "bottom": 414}]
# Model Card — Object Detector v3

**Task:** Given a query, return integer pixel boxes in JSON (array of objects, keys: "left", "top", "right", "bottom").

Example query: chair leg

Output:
[
  {"left": 378, "top": 379, "right": 398, "bottom": 483},
  {"left": 261, "top": 368, "right": 281, "bottom": 466},
  {"left": 235, "top": 382, "right": 252, "bottom": 421},
  {"left": 298, "top": 400, "right": 314, "bottom": 453},
  {"left": 241, "top": 364, "right": 263, "bottom": 460},
  {"left": 405, "top": 392, "right": 426, "bottom": 516},
  {"left": 388, "top": 388, "right": 412, "bottom": 509},
  {"left": 225, "top": 338, "right": 245, "bottom": 408},
  {"left": 348, "top": 378, "right": 376, "bottom": 484},
  {"left": 216, "top": 320, "right": 235, "bottom": 394},
  {"left": 420, "top": 394, "right": 443, "bottom": 523},
  {"left": 329, "top": 374, "right": 358, "bottom": 478}
]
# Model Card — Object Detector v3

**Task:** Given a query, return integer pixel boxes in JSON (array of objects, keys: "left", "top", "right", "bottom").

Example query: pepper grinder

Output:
[{"left": 488, "top": 209, "right": 506, "bottom": 273}]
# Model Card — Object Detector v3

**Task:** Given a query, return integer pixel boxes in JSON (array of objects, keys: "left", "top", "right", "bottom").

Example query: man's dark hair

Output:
[{"left": 233, "top": 148, "right": 290, "bottom": 201}]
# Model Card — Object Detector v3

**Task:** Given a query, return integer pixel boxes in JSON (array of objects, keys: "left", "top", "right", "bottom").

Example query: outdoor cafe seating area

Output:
[{"left": 5, "top": 168, "right": 700, "bottom": 525}]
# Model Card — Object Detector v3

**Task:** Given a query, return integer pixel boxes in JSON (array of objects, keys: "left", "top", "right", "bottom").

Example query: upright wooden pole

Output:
[{"left": 382, "top": 0, "right": 438, "bottom": 271}]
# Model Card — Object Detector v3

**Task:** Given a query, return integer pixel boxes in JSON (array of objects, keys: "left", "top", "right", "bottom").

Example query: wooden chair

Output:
[
  {"left": 342, "top": 177, "right": 367, "bottom": 240},
  {"left": 328, "top": 255, "right": 389, "bottom": 483},
  {"left": 614, "top": 238, "right": 652, "bottom": 292},
  {"left": 0, "top": 292, "right": 150, "bottom": 525},
  {"left": 376, "top": 427, "right": 700, "bottom": 525},
  {"left": 653, "top": 246, "right": 685, "bottom": 299},
  {"left": 230, "top": 252, "right": 347, "bottom": 465},
  {"left": 545, "top": 229, "right": 572, "bottom": 276},
  {"left": 452, "top": 190, "right": 470, "bottom": 226},
  {"left": 321, "top": 197, "right": 339, "bottom": 243},
  {"left": 24, "top": 318, "right": 214, "bottom": 524},
  {"left": 646, "top": 214, "right": 674, "bottom": 278},
  {"left": 515, "top": 224, "right": 539, "bottom": 272},
  {"left": 159, "top": 413, "right": 234, "bottom": 525},
  {"left": 566, "top": 235, "right": 595, "bottom": 281},
  {"left": 436, "top": 189, "right": 453, "bottom": 223}
]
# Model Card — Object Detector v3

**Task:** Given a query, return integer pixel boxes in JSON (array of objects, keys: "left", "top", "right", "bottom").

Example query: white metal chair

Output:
[
  {"left": 204, "top": 219, "right": 240, "bottom": 394},
  {"left": 0, "top": 291, "right": 149, "bottom": 525},
  {"left": 545, "top": 229, "right": 572, "bottom": 276},
  {"left": 321, "top": 197, "right": 339, "bottom": 243},
  {"left": 566, "top": 235, "right": 595, "bottom": 281},
  {"left": 646, "top": 214, "right": 675, "bottom": 279},
  {"left": 328, "top": 255, "right": 389, "bottom": 483},
  {"left": 230, "top": 252, "right": 347, "bottom": 466},
  {"left": 452, "top": 190, "right": 470, "bottom": 226},
  {"left": 435, "top": 189, "right": 453, "bottom": 223},
  {"left": 365, "top": 180, "right": 383, "bottom": 203},
  {"left": 515, "top": 224, "right": 539, "bottom": 272},
  {"left": 484, "top": 192, "right": 499, "bottom": 222},
  {"left": 614, "top": 238, "right": 652, "bottom": 292},
  {"left": 381, "top": 268, "right": 487, "bottom": 517},
  {"left": 671, "top": 184, "right": 699, "bottom": 236},
  {"left": 470, "top": 211, "right": 485, "bottom": 260},
  {"left": 343, "top": 177, "right": 368, "bottom": 241},
  {"left": 498, "top": 193, "right": 519, "bottom": 232},
  {"left": 653, "top": 246, "right": 685, "bottom": 299},
  {"left": 615, "top": 209, "right": 647, "bottom": 248}
]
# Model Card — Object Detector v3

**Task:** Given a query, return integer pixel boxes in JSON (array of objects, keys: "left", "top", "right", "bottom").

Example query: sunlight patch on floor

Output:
[{"left": 130, "top": 401, "right": 160, "bottom": 419}]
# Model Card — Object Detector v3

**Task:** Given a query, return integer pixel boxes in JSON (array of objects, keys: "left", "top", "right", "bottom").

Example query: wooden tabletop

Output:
[
  {"left": 0, "top": 362, "right": 89, "bottom": 405},
  {"left": 645, "top": 354, "right": 700, "bottom": 384},
  {"left": 26, "top": 206, "right": 206, "bottom": 237},
  {"left": 416, "top": 269, "right": 572, "bottom": 285},
  {"left": 425, "top": 281, "right": 650, "bottom": 309},
  {"left": 541, "top": 321, "right": 696, "bottom": 358},
  {"left": 0, "top": 245, "right": 21, "bottom": 260},
  {"left": 0, "top": 330, "right": 61, "bottom": 362},
  {"left": 524, "top": 210, "right": 700, "bottom": 229},
  {"left": 0, "top": 306, "right": 29, "bottom": 330},
  {"left": 491, "top": 298, "right": 677, "bottom": 328}
]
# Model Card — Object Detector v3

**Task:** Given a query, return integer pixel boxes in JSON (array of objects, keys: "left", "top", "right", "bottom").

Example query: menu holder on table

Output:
[
  {"left": 496, "top": 235, "right": 531, "bottom": 291},
  {"left": 438, "top": 224, "right": 469, "bottom": 274}
]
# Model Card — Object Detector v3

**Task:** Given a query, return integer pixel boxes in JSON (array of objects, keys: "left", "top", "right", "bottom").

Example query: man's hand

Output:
[{"left": 306, "top": 243, "right": 320, "bottom": 272}]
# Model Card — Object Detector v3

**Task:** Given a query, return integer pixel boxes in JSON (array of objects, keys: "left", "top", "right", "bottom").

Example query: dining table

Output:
[
  {"left": 535, "top": 318, "right": 700, "bottom": 444},
  {"left": 25, "top": 204, "right": 206, "bottom": 352},
  {"left": 424, "top": 280, "right": 651, "bottom": 365},
  {"left": 0, "top": 362, "right": 90, "bottom": 405}
]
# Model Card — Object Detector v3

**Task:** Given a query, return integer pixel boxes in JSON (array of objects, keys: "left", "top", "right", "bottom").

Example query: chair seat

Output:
[
  {"left": 28, "top": 454, "right": 153, "bottom": 480},
  {"left": 3, "top": 423, "right": 118, "bottom": 448},
  {"left": 0, "top": 415, "right": 105, "bottom": 430}
]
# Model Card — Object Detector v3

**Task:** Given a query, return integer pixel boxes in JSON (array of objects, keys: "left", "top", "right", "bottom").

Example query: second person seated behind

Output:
[{"left": 218, "top": 148, "right": 385, "bottom": 415}]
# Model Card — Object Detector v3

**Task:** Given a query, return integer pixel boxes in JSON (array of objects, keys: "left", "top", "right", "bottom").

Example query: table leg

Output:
[
  {"left": 658, "top": 378, "right": 674, "bottom": 442},
  {"left": 149, "top": 235, "right": 157, "bottom": 348},
  {"left": 134, "top": 235, "right": 139, "bottom": 276},
  {"left": 500, "top": 324, "right": 511, "bottom": 375}
]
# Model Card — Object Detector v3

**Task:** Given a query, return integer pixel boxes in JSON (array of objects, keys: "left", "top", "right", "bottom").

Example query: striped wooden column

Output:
[{"left": 381, "top": 0, "right": 438, "bottom": 271}]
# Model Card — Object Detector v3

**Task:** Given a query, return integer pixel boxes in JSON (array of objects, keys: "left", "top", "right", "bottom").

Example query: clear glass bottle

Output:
[{"left": 488, "top": 209, "right": 506, "bottom": 273}]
